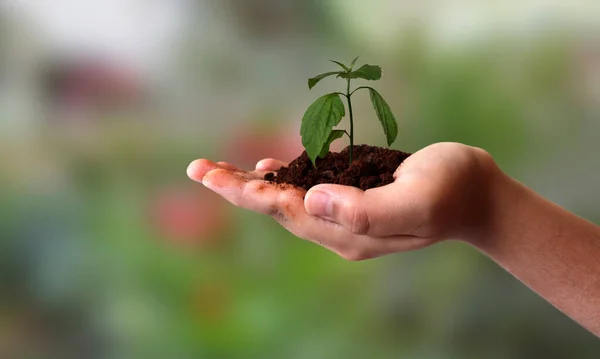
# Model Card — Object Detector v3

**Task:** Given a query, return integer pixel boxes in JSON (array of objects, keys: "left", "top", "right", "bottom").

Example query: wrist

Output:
[{"left": 459, "top": 149, "right": 522, "bottom": 248}]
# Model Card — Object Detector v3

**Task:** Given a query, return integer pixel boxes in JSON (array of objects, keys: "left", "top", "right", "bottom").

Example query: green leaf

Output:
[
  {"left": 308, "top": 71, "right": 341, "bottom": 89},
  {"left": 339, "top": 64, "right": 382, "bottom": 81},
  {"left": 301, "top": 93, "right": 346, "bottom": 165},
  {"left": 318, "top": 130, "right": 345, "bottom": 158},
  {"left": 329, "top": 60, "right": 350, "bottom": 72},
  {"left": 368, "top": 88, "right": 398, "bottom": 146},
  {"left": 349, "top": 56, "right": 360, "bottom": 70}
]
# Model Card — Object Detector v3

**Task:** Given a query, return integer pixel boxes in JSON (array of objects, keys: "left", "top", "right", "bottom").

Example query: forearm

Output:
[{"left": 469, "top": 167, "right": 600, "bottom": 336}]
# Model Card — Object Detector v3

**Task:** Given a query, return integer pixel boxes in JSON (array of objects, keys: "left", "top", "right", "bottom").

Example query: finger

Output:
[
  {"left": 202, "top": 169, "right": 302, "bottom": 215},
  {"left": 216, "top": 162, "right": 240, "bottom": 171},
  {"left": 187, "top": 159, "right": 222, "bottom": 183},
  {"left": 188, "top": 159, "right": 260, "bottom": 184},
  {"left": 256, "top": 159, "right": 288, "bottom": 172},
  {"left": 304, "top": 184, "right": 425, "bottom": 237},
  {"left": 201, "top": 169, "right": 368, "bottom": 253}
]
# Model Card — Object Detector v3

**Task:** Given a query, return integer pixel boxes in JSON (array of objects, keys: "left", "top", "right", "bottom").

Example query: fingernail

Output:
[{"left": 305, "top": 190, "right": 332, "bottom": 217}]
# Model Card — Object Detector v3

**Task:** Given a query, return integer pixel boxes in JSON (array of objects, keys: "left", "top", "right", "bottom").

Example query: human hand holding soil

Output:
[
  {"left": 187, "top": 142, "right": 600, "bottom": 337},
  {"left": 187, "top": 143, "right": 492, "bottom": 260}
]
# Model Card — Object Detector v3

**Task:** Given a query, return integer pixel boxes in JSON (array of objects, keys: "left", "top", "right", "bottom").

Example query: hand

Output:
[{"left": 187, "top": 143, "right": 497, "bottom": 261}]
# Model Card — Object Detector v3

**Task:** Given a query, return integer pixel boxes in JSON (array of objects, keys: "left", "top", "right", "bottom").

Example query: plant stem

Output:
[
  {"left": 349, "top": 86, "right": 373, "bottom": 97},
  {"left": 346, "top": 78, "right": 354, "bottom": 163}
]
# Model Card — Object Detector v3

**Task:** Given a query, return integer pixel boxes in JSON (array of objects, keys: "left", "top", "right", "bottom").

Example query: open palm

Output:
[{"left": 187, "top": 143, "right": 494, "bottom": 260}]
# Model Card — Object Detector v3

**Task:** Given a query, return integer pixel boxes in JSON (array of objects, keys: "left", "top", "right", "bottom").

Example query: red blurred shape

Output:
[
  {"left": 225, "top": 123, "right": 305, "bottom": 167},
  {"left": 151, "top": 186, "right": 227, "bottom": 247}
]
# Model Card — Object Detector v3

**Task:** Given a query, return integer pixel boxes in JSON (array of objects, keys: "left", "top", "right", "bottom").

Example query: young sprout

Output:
[{"left": 301, "top": 57, "right": 399, "bottom": 166}]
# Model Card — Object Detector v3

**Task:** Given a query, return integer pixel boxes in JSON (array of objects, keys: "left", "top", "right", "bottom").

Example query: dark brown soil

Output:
[{"left": 264, "top": 145, "right": 412, "bottom": 191}]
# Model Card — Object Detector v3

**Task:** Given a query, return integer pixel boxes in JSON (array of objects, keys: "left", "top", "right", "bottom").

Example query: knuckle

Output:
[
  {"left": 347, "top": 206, "right": 370, "bottom": 235},
  {"left": 339, "top": 250, "right": 362, "bottom": 262},
  {"left": 339, "top": 248, "right": 369, "bottom": 262}
]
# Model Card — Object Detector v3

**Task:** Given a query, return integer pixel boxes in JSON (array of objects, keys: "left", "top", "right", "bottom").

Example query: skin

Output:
[{"left": 187, "top": 142, "right": 600, "bottom": 337}]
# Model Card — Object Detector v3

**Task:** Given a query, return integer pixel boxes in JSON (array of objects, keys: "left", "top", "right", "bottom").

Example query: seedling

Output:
[{"left": 301, "top": 57, "right": 398, "bottom": 165}]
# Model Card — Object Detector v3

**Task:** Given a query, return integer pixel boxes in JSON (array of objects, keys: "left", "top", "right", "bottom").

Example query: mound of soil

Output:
[{"left": 264, "top": 145, "right": 412, "bottom": 191}]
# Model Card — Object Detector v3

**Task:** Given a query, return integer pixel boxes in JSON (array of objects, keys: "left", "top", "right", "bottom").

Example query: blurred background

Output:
[{"left": 1, "top": 0, "right": 600, "bottom": 358}]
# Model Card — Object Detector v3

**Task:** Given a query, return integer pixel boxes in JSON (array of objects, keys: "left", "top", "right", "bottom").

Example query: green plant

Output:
[{"left": 301, "top": 57, "right": 399, "bottom": 165}]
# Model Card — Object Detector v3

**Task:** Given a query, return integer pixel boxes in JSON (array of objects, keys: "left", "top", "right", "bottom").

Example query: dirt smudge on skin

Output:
[
  {"left": 268, "top": 205, "right": 278, "bottom": 216},
  {"left": 273, "top": 211, "right": 288, "bottom": 225},
  {"left": 275, "top": 183, "right": 295, "bottom": 191},
  {"left": 283, "top": 204, "right": 295, "bottom": 219}
]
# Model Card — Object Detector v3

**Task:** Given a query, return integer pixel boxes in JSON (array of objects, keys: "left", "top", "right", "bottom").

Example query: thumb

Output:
[{"left": 305, "top": 184, "right": 411, "bottom": 237}]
